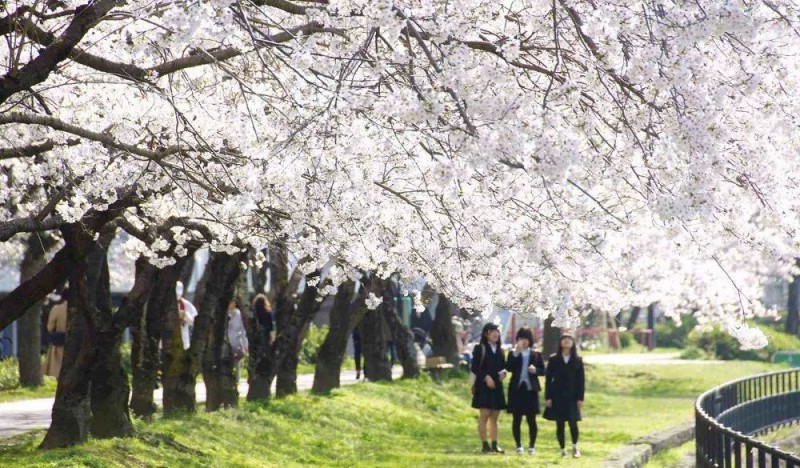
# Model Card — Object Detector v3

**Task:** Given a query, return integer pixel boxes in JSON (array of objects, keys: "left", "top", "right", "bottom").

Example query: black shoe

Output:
[
  {"left": 482, "top": 442, "right": 491, "bottom": 453},
  {"left": 492, "top": 442, "right": 504, "bottom": 454}
]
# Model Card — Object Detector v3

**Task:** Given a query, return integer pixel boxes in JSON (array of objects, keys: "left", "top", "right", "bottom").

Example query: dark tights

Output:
[
  {"left": 556, "top": 420, "right": 579, "bottom": 448},
  {"left": 512, "top": 413, "right": 537, "bottom": 448}
]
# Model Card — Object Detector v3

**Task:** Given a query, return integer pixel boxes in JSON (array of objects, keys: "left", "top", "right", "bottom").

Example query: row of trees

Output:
[
  {"left": 3, "top": 0, "right": 800, "bottom": 449},
  {"left": 14, "top": 229, "right": 465, "bottom": 448}
]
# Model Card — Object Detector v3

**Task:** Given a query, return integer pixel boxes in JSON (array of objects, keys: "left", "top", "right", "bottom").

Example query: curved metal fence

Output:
[{"left": 696, "top": 368, "right": 800, "bottom": 467}]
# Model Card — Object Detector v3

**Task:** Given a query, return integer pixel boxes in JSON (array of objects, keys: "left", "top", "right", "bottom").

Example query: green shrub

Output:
[
  {"left": 618, "top": 331, "right": 633, "bottom": 348},
  {"left": 0, "top": 358, "right": 19, "bottom": 391},
  {"left": 685, "top": 322, "right": 800, "bottom": 361},
  {"left": 299, "top": 324, "right": 329, "bottom": 365},
  {"left": 680, "top": 346, "right": 707, "bottom": 360},
  {"left": 655, "top": 314, "right": 698, "bottom": 349}
]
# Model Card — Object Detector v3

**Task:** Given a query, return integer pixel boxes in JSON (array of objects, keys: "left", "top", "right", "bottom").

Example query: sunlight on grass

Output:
[{"left": 0, "top": 360, "right": 787, "bottom": 467}]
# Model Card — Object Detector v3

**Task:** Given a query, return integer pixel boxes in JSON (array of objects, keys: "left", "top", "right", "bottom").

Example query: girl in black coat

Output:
[
  {"left": 506, "top": 326, "right": 546, "bottom": 455},
  {"left": 471, "top": 322, "right": 507, "bottom": 453},
  {"left": 544, "top": 332, "right": 585, "bottom": 458}
]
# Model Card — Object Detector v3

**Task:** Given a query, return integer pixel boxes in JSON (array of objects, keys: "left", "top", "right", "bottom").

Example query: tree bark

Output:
[
  {"left": 130, "top": 260, "right": 185, "bottom": 417},
  {"left": 160, "top": 255, "right": 202, "bottom": 415},
  {"left": 381, "top": 280, "right": 418, "bottom": 379},
  {"left": 626, "top": 306, "right": 642, "bottom": 330},
  {"left": 18, "top": 233, "right": 55, "bottom": 387},
  {"left": 40, "top": 225, "right": 113, "bottom": 448},
  {"left": 311, "top": 282, "right": 356, "bottom": 393},
  {"left": 201, "top": 252, "right": 244, "bottom": 411},
  {"left": 359, "top": 276, "right": 392, "bottom": 382},
  {"left": 86, "top": 229, "right": 134, "bottom": 439},
  {"left": 246, "top": 246, "right": 304, "bottom": 401},
  {"left": 276, "top": 322, "right": 307, "bottom": 398},
  {"left": 268, "top": 271, "right": 320, "bottom": 399},
  {"left": 542, "top": 316, "right": 561, "bottom": 358},
  {"left": 430, "top": 293, "right": 459, "bottom": 365}
]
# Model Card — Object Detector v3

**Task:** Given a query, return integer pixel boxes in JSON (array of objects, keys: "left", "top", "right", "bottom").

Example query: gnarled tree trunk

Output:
[
  {"left": 41, "top": 225, "right": 114, "bottom": 448},
  {"left": 430, "top": 293, "right": 459, "bottom": 365},
  {"left": 201, "top": 252, "right": 244, "bottom": 411},
  {"left": 87, "top": 230, "right": 135, "bottom": 439},
  {"left": 130, "top": 260, "right": 187, "bottom": 417},
  {"left": 268, "top": 270, "right": 320, "bottom": 398},
  {"left": 359, "top": 276, "right": 392, "bottom": 382},
  {"left": 311, "top": 282, "right": 357, "bottom": 393},
  {"left": 381, "top": 279, "right": 418, "bottom": 379}
]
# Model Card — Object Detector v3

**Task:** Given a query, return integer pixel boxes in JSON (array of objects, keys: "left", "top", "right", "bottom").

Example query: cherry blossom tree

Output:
[{"left": 2, "top": 0, "right": 800, "bottom": 446}]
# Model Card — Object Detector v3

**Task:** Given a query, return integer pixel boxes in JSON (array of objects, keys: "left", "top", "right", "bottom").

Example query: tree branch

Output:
[
  {"left": 0, "top": 140, "right": 55, "bottom": 160},
  {"left": 0, "top": 112, "right": 182, "bottom": 160},
  {"left": 0, "top": 0, "right": 122, "bottom": 104}
]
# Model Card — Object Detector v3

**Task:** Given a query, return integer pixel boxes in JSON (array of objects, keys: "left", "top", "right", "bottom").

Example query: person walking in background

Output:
[
  {"left": 227, "top": 300, "right": 248, "bottom": 377},
  {"left": 176, "top": 281, "right": 197, "bottom": 350},
  {"left": 544, "top": 332, "right": 585, "bottom": 458},
  {"left": 352, "top": 329, "right": 362, "bottom": 380},
  {"left": 252, "top": 294, "right": 275, "bottom": 345},
  {"left": 506, "top": 326, "right": 545, "bottom": 455},
  {"left": 471, "top": 322, "right": 507, "bottom": 453},
  {"left": 43, "top": 288, "right": 68, "bottom": 379}
]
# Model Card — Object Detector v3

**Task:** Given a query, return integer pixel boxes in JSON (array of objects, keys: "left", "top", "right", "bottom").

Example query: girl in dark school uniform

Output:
[
  {"left": 544, "top": 332, "right": 585, "bottom": 458},
  {"left": 471, "top": 322, "right": 508, "bottom": 453},
  {"left": 506, "top": 326, "right": 546, "bottom": 455}
]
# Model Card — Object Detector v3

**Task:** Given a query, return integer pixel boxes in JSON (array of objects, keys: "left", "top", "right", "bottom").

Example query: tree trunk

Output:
[
  {"left": 201, "top": 252, "right": 244, "bottom": 411},
  {"left": 359, "top": 276, "right": 392, "bottom": 382},
  {"left": 40, "top": 225, "right": 113, "bottom": 449},
  {"left": 161, "top": 254, "right": 205, "bottom": 415},
  {"left": 787, "top": 259, "right": 800, "bottom": 336},
  {"left": 626, "top": 306, "right": 642, "bottom": 330},
  {"left": 276, "top": 322, "right": 307, "bottom": 398},
  {"left": 18, "top": 233, "right": 55, "bottom": 387},
  {"left": 542, "top": 316, "right": 560, "bottom": 358},
  {"left": 430, "top": 293, "right": 459, "bottom": 365},
  {"left": 268, "top": 272, "right": 320, "bottom": 399},
  {"left": 378, "top": 276, "right": 418, "bottom": 379},
  {"left": 130, "top": 260, "right": 186, "bottom": 417},
  {"left": 86, "top": 230, "right": 134, "bottom": 439},
  {"left": 311, "top": 282, "right": 356, "bottom": 393}
]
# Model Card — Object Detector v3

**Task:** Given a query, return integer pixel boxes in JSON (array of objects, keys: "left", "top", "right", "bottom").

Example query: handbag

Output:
[{"left": 470, "top": 344, "right": 486, "bottom": 396}]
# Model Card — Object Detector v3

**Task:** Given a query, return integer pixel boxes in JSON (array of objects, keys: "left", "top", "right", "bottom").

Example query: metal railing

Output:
[{"left": 696, "top": 368, "right": 800, "bottom": 467}]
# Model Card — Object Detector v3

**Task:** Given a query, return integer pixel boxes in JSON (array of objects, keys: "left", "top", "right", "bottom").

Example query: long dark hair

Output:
[
  {"left": 479, "top": 322, "right": 500, "bottom": 347},
  {"left": 559, "top": 333, "right": 579, "bottom": 360},
  {"left": 515, "top": 326, "right": 535, "bottom": 348},
  {"left": 252, "top": 294, "right": 272, "bottom": 325}
]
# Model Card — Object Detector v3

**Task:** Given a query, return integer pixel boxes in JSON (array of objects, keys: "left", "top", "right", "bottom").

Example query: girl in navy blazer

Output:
[
  {"left": 471, "top": 322, "right": 507, "bottom": 453},
  {"left": 506, "top": 326, "right": 546, "bottom": 455},
  {"left": 544, "top": 332, "right": 585, "bottom": 458}
]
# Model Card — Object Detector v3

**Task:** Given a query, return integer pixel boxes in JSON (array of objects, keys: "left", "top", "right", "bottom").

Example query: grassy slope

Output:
[{"left": 0, "top": 361, "right": 785, "bottom": 467}]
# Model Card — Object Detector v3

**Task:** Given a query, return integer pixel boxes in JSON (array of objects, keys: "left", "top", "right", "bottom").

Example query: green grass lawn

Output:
[
  {"left": 0, "top": 379, "right": 58, "bottom": 403},
  {"left": 0, "top": 360, "right": 787, "bottom": 467}
]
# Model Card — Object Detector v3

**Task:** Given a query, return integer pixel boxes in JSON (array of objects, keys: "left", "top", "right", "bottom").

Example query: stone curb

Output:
[{"left": 604, "top": 420, "right": 695, "bottom": 468}]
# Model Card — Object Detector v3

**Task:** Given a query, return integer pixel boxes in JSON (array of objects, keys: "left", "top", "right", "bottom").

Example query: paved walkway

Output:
[
  {"left": 0, "top": 368, "right": 401, "bottom": 439},
  {"left": 583, "top": 352, "right": 708, "bottom": 365}
]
